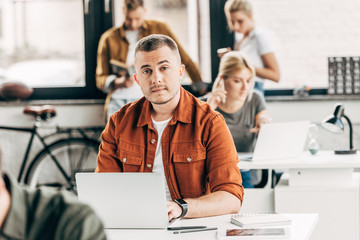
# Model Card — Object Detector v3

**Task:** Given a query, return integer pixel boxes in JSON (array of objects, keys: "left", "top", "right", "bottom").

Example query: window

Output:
[
  {"left": 0, "top": 0, "right": 111, "bottom": 99},
  {"left": 1, "top": 0, "right": 85, "bottom": 87},
  {"left": 1, "top": 0, "right": 211, "bottom": 100}
]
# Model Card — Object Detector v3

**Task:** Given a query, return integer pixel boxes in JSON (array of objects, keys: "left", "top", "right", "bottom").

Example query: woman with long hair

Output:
[{"left": 207, "top": 51, "right": 271, "bottom": 187}]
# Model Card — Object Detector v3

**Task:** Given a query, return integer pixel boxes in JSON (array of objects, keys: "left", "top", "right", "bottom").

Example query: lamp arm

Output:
[{"left": 343, "top": 114, "right": 354, "bottom": 150}]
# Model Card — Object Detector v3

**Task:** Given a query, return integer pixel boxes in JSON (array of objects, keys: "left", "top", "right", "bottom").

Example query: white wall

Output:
[
  {"left": 253, "top": 0, "right": 360, "bottom": 89},
  {"left": 0, "top": 99, "right": 359, "bottom": 179}
]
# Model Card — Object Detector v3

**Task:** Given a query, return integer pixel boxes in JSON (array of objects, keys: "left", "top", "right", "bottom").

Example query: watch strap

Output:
[{"left": 174, "top": 199, "right": 188, "bottom": 218}]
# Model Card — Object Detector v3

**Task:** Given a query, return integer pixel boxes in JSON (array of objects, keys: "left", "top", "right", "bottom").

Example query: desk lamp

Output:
[{"left": 321, "top": 104, "right": 357, "bottom": 154}]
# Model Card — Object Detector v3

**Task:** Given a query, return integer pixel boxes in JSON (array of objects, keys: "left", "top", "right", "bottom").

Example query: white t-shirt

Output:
[
  {"left": 152, "top": 117, "right": 172, "bottom": 201},
  {"left": 104, "top": 29, "right": 143, "bottom": 99},
  {"left": 234, "top": 27, "right": 274, "bottom": 83},
  {"left": 124, "top": 29, "right": 140, "bottom": 66}
]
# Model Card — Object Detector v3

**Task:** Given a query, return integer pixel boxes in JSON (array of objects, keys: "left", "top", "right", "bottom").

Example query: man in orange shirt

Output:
[
  {"left": 96, "top": 34, "right": 244, "bottom": 221},
  {"left": 96, "top": 0, "right": 204, "bottom": 120}
]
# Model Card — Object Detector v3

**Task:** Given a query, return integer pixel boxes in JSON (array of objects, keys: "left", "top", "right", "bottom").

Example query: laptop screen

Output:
[
  {"left": 251, "top": 121, "right": 310, "bottom": 161},
  {"left": 76, "top": 172, "right": 169, "bottom": 229}
]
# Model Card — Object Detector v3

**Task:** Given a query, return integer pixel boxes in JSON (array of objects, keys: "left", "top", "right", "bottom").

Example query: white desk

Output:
[
  {"left": 238, "top": 151, "right": 360, "bottom": 240},
  {"left": 106, "top": 213, "right": 318, "bottom": 240},
  {"left": 239, "top": 151, "right": 360, "bottom": 187},
  {"left": 239, "top": 151, "right": 360, "bottom": 170}
]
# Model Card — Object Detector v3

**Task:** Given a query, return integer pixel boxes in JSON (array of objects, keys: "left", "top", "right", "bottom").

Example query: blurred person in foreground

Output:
[{"left": 0, "top": 146, "right": 106, "bottom": 240}]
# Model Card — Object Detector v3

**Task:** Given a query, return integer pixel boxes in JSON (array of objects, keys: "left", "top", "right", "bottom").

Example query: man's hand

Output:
[
  {"left": 112, "top": 72, "right": 135, "bottom": 90},
  {"left": 167, "top": 201, "right": 182, "bottom": 221}
]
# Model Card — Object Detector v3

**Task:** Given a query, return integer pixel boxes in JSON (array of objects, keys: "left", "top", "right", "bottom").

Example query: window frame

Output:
[{"left": 1, "top": 0, "right": 112, "bottom": 101}]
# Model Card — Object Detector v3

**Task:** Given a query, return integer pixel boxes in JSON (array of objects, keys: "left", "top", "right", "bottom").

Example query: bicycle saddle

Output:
[{"left": 23, "top": 105, "right": 57, "bottom": 120}]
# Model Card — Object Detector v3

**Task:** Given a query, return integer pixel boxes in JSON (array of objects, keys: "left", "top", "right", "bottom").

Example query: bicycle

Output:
[{"left": 0, "top": 105, "right": 104, "bottom": 193}]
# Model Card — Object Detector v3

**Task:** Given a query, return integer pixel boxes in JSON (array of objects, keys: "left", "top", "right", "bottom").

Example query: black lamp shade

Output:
[
  {"left": 322, "top": 116, "right": 344, "bottom": 133},
  {"left": 321, "top": 104, "right": 357, "bottom": 154},
  {"left": 321, "top": 104, "right": 345, "bottom": 133}
]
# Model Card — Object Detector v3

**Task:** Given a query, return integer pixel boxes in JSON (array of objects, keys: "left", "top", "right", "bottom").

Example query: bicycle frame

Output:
[
  {"left": 0, "top": 124, "right": 103, "bottom": 183},
  {"left": 0, "top": 125, "right": 41, "bottom": 182}
]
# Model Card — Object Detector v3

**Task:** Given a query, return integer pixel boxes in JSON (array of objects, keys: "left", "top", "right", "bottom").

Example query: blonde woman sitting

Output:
[{"left": 207, "top": 51, "right": 271, "bottom": 188}]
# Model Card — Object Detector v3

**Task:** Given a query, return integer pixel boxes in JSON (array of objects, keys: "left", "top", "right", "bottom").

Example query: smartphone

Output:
[{"left": 217, "top": 48, "right": 230, "bottom": 55}]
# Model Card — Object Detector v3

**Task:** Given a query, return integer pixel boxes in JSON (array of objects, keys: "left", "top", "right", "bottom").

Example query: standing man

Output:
[
  {"left": 0, "top": 147, "right": 106, "bottom": 240},
  {"left": 96, "top": 34, "right": 244, "bottom": 221},
  {"left": 96, "top": 0, "right": 204, "bottom": 120}
]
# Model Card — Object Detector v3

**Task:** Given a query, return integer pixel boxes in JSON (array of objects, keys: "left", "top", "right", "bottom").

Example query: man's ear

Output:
[
  {"left": 179, "top": 64, "right": 185, "bottom": 81},
  {"left": 0, "top": 177, "right": 5, "bottom": 192},
  {"left": 134, "top": 74, "right": 139, "bottom": 85}
]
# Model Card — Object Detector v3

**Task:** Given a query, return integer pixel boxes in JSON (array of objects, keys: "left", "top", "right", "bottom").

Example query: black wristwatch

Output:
[{"left": 174, "top": 199, "right": 188, "bottom": 218}]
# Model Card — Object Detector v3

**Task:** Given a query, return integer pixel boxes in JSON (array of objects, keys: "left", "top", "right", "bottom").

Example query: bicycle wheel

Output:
[{"left": 24, "top": 138, "right": 99, "bottom": 193}]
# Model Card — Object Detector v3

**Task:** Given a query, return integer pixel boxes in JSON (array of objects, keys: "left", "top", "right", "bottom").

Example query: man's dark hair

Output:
[
  {"left": 135, "top": 34, "right": 181, "bottom": 63},
  {"left": 124, "top": 0, "right": 144, "bottom": 10}
]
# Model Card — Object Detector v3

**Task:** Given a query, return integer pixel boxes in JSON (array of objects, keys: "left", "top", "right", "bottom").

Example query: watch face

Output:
[{"left": 176, "top": 199, "right": 187, "bottom": 205}]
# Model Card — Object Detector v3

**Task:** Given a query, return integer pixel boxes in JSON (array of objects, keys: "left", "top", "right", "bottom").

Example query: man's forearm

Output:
[{"left": 184, "top": 191, "right": 241, "bottom": 218}]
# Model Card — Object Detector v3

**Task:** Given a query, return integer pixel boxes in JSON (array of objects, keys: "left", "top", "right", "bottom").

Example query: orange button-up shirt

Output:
[{"left": 96, "top": 87, "right": 244, "bottom": 202}]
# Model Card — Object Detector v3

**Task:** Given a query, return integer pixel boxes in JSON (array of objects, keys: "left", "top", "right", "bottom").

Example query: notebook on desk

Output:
[
  {"left": 230, "top": 213, "right": 291, "bottom": 228},
  {"left": 241, "top": 121, "right": 310, "bottom": 162},
  {"left": 76, "top": 172, "right": 169, "bottom": 229}
]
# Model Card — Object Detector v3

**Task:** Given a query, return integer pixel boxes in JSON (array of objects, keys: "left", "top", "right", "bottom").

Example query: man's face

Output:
[
  {"left": 123, "top": 7, "right": 146, "bottom": 31},
  {"left": 134, "top": 46, "right": 184, "bottom": 105}
]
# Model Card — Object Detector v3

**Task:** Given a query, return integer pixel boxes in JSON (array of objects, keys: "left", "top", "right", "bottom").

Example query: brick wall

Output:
[{"left": 249, "top": 0, "right": 360, "bottom": 89}]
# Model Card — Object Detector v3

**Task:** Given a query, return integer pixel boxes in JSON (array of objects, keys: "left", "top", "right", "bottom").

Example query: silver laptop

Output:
[
  {"left": 75, "top": 172, "right": 169, "bottom": 229},
  {"left": 250, "top": 120, "right": 310, "bottom": 162}
]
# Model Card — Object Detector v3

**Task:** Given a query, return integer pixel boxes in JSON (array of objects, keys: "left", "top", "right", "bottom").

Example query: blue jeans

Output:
[
  {"left": 107, "top": 98, "right": 137, "bottom": 121},
  {"left": 254, "top": 81, "right": 264, "bottom": 94},
  {"left": 241, "top": 170, "right": 254, "bottom": 188}
]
